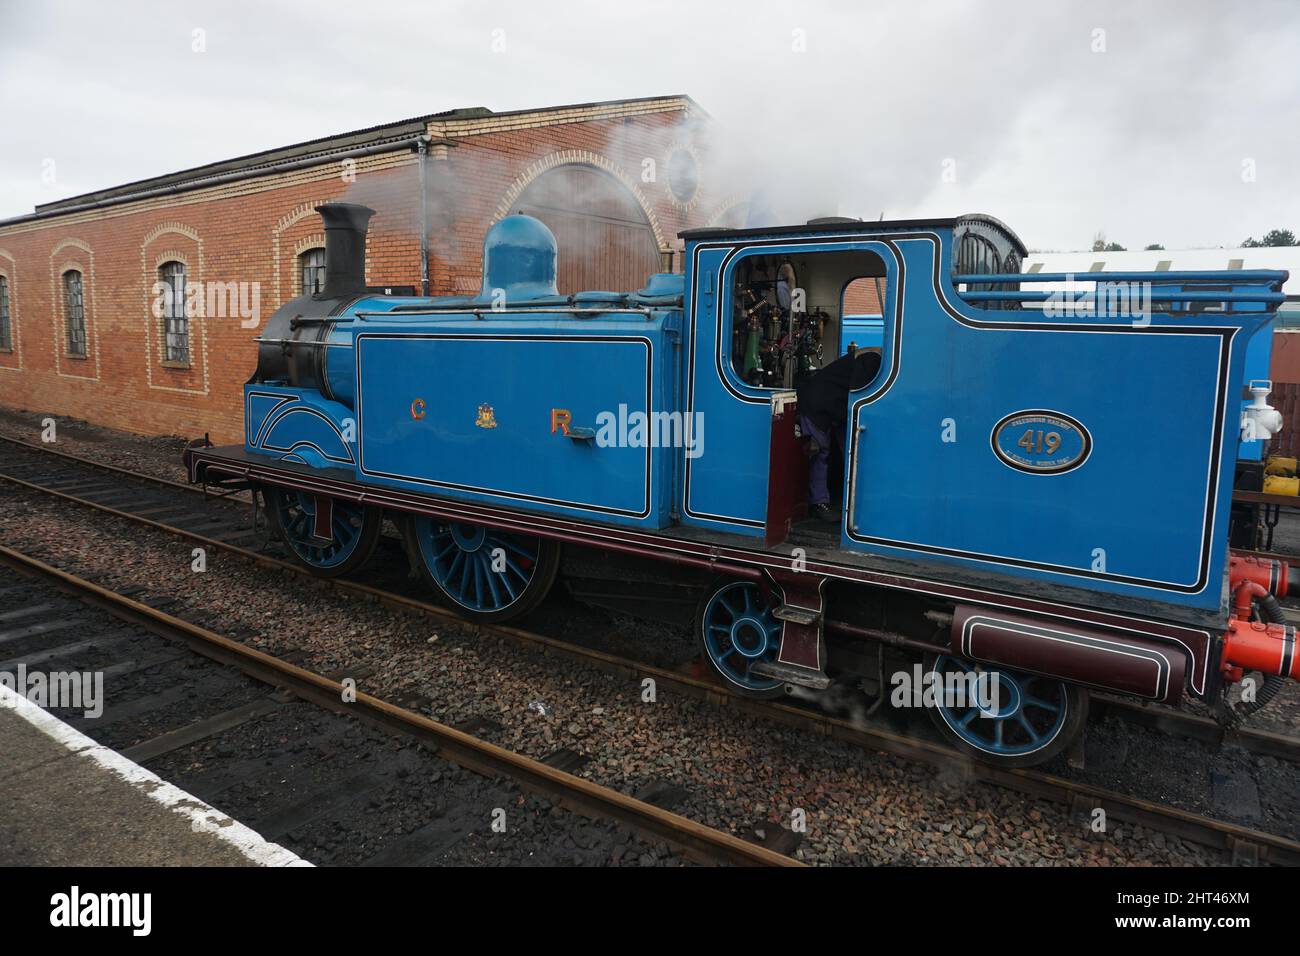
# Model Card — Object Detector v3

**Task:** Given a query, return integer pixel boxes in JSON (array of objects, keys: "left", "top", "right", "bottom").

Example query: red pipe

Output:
[
  {"left": 1223, "top": 617, "right": 1300, "bottom": 680},
  {"left": 1223, "top": 577, "right": 1299, "bottom": 682},
  {"left": 1228, "top": 553, "right": 1291, "bottom": 597},
  {"left": 1232, "top": 579, "right": 1269, "bottom": 621}
]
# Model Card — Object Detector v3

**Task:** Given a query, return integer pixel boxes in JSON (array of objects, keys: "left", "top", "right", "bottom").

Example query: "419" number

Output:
[{"left": 1018, "top": 429, "right": 1061, "bottom": 455}]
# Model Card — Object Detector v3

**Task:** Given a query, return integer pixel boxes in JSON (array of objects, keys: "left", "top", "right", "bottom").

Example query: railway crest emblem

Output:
[
  {"left": 991, "top": 409, "right": 1091, "bottom": 475},
  {"left": 475, "top": 403, "right": 498, "bottom": 429}
]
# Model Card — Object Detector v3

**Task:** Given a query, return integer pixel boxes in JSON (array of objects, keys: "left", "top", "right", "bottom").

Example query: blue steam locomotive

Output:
[{"left": 185, "top": 202, "right": 1295, "bottom": 768}]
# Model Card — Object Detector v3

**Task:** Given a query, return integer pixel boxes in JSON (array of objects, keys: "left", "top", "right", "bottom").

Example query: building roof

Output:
[
  {"left": 20, "top": 94, "right": 702, "bottom": 222},
  {"left": 33, "top": 111, "right": 467, "bottom": 216},
  {"left": 1025, "top": 246, "right": 1300, "bottom": 326},
  {"left": 1025, "top": 246, "right": 1300, "bottom": 296}
]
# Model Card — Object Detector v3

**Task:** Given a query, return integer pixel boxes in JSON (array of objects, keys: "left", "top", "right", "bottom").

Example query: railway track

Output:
[
  {"left": 0, "top": 541, "right": 798, "bottom": 867},
  {"left": 3, "top": 432, "right": 1299, "bottom": 865}
]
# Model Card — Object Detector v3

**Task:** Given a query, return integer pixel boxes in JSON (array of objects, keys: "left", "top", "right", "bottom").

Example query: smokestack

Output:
[{"left": 316, "top": 203, "right": 375, "bottom": 298}]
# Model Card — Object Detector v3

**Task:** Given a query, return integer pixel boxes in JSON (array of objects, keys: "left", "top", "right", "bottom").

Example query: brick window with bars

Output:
[
  {"left": 63, "top": 270, "right": 86, "bottom": 357},
  {"left": 158, "top": 260, "right": 189, "bottom": 364},
  {"left": 300, "top": 248, "right": 326, "bottom": 296},
  {"left": 0, "top": 275, "right": 10, "bottom": 351}
]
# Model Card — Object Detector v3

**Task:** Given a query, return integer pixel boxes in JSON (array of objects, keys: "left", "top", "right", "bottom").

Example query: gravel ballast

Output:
[{"left": 0, "top": 477, "right": 1238, "bottom": 866}]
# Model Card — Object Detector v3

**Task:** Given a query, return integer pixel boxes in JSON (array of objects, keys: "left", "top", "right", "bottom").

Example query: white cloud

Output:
[{"left": 1, "top": 0, "right": 1297, "bottom": 250}]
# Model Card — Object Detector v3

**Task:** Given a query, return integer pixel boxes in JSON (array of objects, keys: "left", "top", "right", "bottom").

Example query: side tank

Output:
[{"left": 247, "top": 205, "right": 684, "bottom": 530}]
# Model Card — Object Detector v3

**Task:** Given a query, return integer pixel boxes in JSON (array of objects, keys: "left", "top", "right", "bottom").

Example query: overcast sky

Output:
[{"left": 2, "top": 0, "right": 1297, "bottom": 251}]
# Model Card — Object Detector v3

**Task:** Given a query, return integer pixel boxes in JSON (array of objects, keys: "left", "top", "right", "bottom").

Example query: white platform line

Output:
[{"left": 1, "top": 685, "right": 311, "bottom": 867}]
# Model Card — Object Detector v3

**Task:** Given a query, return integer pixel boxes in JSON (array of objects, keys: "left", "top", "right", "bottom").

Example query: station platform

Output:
[{"left": 0, "top": 687, "right": 306, "bottom": 867}]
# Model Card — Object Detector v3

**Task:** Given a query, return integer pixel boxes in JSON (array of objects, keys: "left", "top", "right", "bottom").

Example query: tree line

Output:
[{"left": 1089, "top": 229, "right": 1298, "bottom": 252}]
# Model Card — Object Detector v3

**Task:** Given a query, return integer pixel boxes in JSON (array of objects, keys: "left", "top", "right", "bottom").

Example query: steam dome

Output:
[{"left": 480, "top": 215, "right": 559, "bottom": 301}]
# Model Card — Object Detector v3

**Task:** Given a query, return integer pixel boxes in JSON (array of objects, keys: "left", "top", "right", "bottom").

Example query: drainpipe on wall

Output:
[{"left": 416, "top": 134, "right": 432, "bottom": 296}]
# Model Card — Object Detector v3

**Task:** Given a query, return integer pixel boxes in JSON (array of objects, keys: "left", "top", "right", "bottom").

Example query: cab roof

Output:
[{"left": 680, "top": 213, "right": 1028, "bottom": 257}]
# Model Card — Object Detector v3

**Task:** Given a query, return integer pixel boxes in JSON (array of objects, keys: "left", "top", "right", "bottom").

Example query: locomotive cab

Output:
[
  {"left": 721, "top": 237, "right": 890, "bottom": 544},
  {"left": 680, "top": 213, "right": 1280, "bottom": 622},
  {"left": 680, "top": 222, "right": 895, "bottom": 547}
]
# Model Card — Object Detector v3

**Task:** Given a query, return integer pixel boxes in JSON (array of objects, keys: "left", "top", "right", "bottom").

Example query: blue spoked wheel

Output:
[
  {"left": 265, "top": 487, "right": 382, "bottom": 577},
  {"left": 402, "top": 515, "right": 559, "bottom": 623},
  {"left": 925, "top": 654, "right": 1085, "bottom": 768},
  {"left": 696, "top": 580, "right": 785, "bottom": 699}
]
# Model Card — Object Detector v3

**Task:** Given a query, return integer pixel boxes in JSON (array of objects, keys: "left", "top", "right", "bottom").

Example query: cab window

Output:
[{"left": 729, "top": 248, "right": 886, "bottom": 389}]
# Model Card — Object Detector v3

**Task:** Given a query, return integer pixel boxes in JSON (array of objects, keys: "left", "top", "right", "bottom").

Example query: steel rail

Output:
[
  {"left": 0, "top": 433, "right": 223, "bottom": 497},
  {"left": 5, "top": 431, "right": 1298, "bottom": 762},
  {"left": 3, "top": 436, "right": 1300, "bottom": 862},
  {"left": 0, "top": 542, "right": 799, "bottom": 868}
]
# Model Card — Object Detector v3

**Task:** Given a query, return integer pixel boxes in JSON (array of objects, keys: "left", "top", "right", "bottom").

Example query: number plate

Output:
[{"left": 991, "top": 410, "right": 1092, "bottom": 475}]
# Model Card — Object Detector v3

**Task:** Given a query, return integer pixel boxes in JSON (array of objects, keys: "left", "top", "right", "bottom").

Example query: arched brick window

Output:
[
  {"left": 300, "top": 248, "right": 326, "bottom": 295},
  {"left": 509, "top": 165, "right": 660, "bottom": 294},
  {"left": 0, "top": 275, "right": 10, "bottom": 351},
  {"left": 63, "top": 270, "right": 86, "bottom": 356},
  {"left": 159, "top": 260, "right": 188, "bottom": 363}
]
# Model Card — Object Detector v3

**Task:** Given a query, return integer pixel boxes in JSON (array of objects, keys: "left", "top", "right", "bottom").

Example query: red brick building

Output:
[{"left": 0, "top": 95, "right": 745, "bottom": 444}]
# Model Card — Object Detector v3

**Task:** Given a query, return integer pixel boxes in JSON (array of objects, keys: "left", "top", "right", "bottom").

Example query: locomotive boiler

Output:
[{"left": 185, "top": 201, "right": 1294, "bottom": 768}]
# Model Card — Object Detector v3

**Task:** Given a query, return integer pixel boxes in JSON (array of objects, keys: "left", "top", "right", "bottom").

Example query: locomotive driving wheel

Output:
[
  {"left": 923, "top": 653, "right": 1086, "bottom": 769},
  {"left": 265, "top": 487, "right": 382, "bottom": 577},
  {"left": 402, "top": 515, "right": 559, "bottom": 623},
  {"left": 696, "top": 579, "right": 785, "bottom": 699}
]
